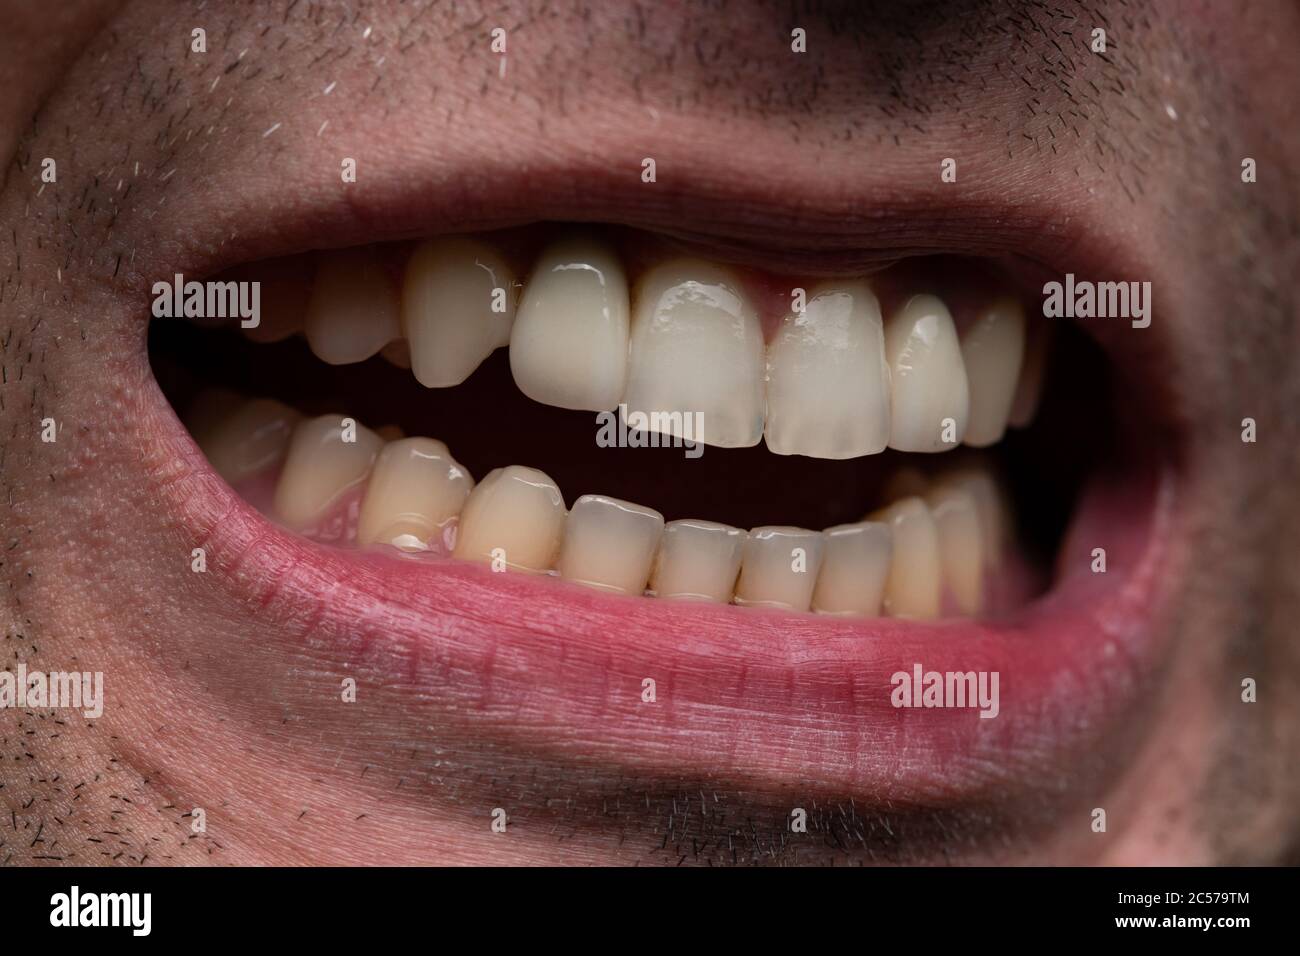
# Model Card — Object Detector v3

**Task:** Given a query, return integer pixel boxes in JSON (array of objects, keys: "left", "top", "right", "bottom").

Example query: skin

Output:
[{"left": 0, "top": 0, "right": 1297, "bottom": 865}]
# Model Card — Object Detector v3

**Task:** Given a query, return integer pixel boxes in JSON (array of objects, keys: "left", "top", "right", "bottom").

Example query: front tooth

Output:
[
  {"left": 811, "top": 521, "right": 892, "bottom": 616},
  {"left": 884, "top": 295, "right": 970, "bottom": 452},
  {"left": 510, "top": 237, "right": 630, "bottom": 411},
  {"left": 402, "top": 238, "right": 516, "bottom": 388},
  {"left": 273, "top": 414, "right": 383, "bottom": 530},
  {"left": 925, "top": 483, "right": 984, "bottom": 615},
  {"left": 734, "top": 526, "right": 825, "bottom": 611},
  {"left": 197, "top": 398, "right": 301, "bottom": 485},
  {"left": 1008, "top": 320, "right": 1050, "bottom": 428},
  {"left": 871, "top": 497, "right": 941, "bottom": 619},
  {"left": 304, "top": 248, "right": 401, "bottom": 364},
  {"left": 960, "top": 297, "right": 1026, "bottom": 447},
  {"left": 624, "top": 260, "right": 765, "bottom": 448},
  {"left": 451, "top": 465, "right": 566, "bottom": 572},
  {"left": 765, "top": 281, "right": 891, "bottom": 459},
  {"left": 357, "top": 438, "right": 474, "bottom": 552},
  {"left": 649, "top": 519, "right": 747, "bottom": 602},
  {"left": 557, "top": 495, "right": 664, "bottom": 594}
]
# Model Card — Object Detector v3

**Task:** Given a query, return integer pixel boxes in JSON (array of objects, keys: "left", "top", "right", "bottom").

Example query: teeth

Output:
[
  {"left": 960, "top": 297, "right": 1026, "bottom": 447},
  {"left": 884, "top": 295, "right": 970, "bottom": 453},
  {"left": 925, "top": 483, "right": 984, "bottom": 614},
  {"left": 304, "top": 249, "right": 401, "bottom": 364},
  {"left": 273, "top": 415, "right": 383, "bottom": 530},
  {"left": 1008, "top": 320, "right": 1050, "bottom": 429},
  {"left": 402, "top": 238, "right": 516, "bottom": 388},
  {"left": 871, "top": 497, "right": 941, "bottom": 619},
  {"left": 197, "top": 398, "right": 301, "bottom": 485},
  {"left": 765, "top": 281, "right": 891, "bottom": 459},
  {"left": 509, "top": 237, "right": 630, "bottom": 411},
  {"left": 649, "top": 519, "right": 747, "bottom": 602},
  {"left": 451, "top": 465, "right": 566, "bottom": 572},
  {"left": 557, "top": 495, "right": 664, "bottom": 594},
  {"left": 624, "top": 260, "right": 765, "bottom": 448},
  {"left": 810, "top": 521, "right": 893, "bottom": 616},
  {"left": 734, "top": 526, "right": 825, "bottom": 611},
  {"left": 238, "top": 254, "right": 313, "bottom": 344},
  {"left": 380, "top": 340, "right": 412, "bottom": 369},
  {"left": 942, "top": 466, "right": 1008, "bottom": 568},
  {"left": 357, "top": 438, "right": 475, "bottom": 552}
]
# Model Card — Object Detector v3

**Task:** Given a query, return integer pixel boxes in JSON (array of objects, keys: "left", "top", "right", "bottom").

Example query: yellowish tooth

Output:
[
  {"left": 734, "top": 526, "right": 825, "bottom": 611},
  {"left": 452, "top": 465, "right": 565, "bottom": 572},
  {"left": 1008, "top": 320, "right": 1050, "bottom": 428},
  {"left": 197, "top": 398, "right": 301, "bottom": 485},
  {"left": 402, "top": 238, "right": 516, "bottom": 388},
  {"left": 510, "top": 236, "right": 630, "bottom": 411},
  {"left": 648, "top": 519, "right": 747, "bottom": 603},
  {"left": 765, "top": 280, "right": 891, "bottom": 459},
  {"left": 624, "top": 259, "right": 765, "bottom": 448},
  {"left": 942, "top": 466, "right": 1007, "bottom": 568},
  {"left": 273, "top": 414, "right": 383, "bottom": 530},
  {"left": 884, "top": 294, "right": 970, "bottom": 452},
  {"left": 881, "top": 466, "right": 931, "bottom": 502},
  {"left": 557, "top": 495, "right": 664, "bottom": 594},
  {"left": 926, "top": 483, "right": 984, "bottom": 615},
  {"left": 304, "top": 248, "right": 401, "bottom": 364},
  {"left": 811, "top": 521, "right": 892, "bottom": 616},
  {"left": 375, "top": 424, "right": 405, "bottom": 441},
  {"left": 960, "top": 297, "right": 1026, "bottom": 447},
  {"left": 871, "top": 497, "right": 942, "bottom": 619},
  {"left": 357, "top": 438, "right": 474, "bottom": 551}
]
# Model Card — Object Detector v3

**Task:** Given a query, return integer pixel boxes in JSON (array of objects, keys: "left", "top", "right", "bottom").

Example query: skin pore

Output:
[{"left": 1, "top": 0, "right": 1298, "bottom": 865}]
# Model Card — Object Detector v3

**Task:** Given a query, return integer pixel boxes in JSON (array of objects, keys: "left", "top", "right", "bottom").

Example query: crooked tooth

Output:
[
  {"left": 452, "top": 465, "right": 565, "bottom": 572},
  {"left": 510, "top": 237, "right": 630, "bottom": 411},
  {"left": 273, "top": 414, "right": 382, "bottom": 530},
  {"left": 304, "top": 249, "right": 401, "bottom": 364},
  {"left": 357, "top": 438, "right": 474, "bottom": 551},
  {"left": 557, "top": 495, "right": 664, "bottom": 594},
  {"left": 649, "top": 519, "right": 747, "bottom": 602},
  {"left": 960, "top": 297, "right": 1026, "bottom": 447},
  {"left": 872, "top": 497, "right": 941, "bottom": 619},
  {"left": 624, "top": 259, "right": 765, "bottom": 448},
  {"left": 926, "top": 483, "right": 984, "bottom": 615},
  {"left": 765, "top": 281, "right": 891, "bottom": 459},
  {"left": 884, "top": 295, "right": 969, "bottom": 452},
  {"left": 811, "top": 521, "right": 892, "bottom": 616},
  {"left": 1008, "top": 320, "right": 1050, "bottom": 428},
  {"left": 734, "top": 526, "right": 825, "bottom": 611},
  {"left": 197, "top": 398, "right": 301, "bottom": 485},
  {"left": 403, "top": 238, "right": 516, "bottom": 388}
]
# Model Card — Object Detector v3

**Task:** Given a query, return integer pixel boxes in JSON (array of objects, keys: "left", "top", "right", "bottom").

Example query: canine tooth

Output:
[
  {"left": 304, "top": 248, "right": 401, "bottom": 364},
  {"left": 557, "top": 495, "right": 664, "bottom": 594},
  {"left": 765, "top": 281, "right": 891, "bottom": 459},
  {"left": 357, "top": 438, "right": 474, "bottom": 551},
  {"left": 926, "top": 484, "right": 984, "bottom": 615},
  {"left": 403, "top": 238, "right": 516, "bottom": 388},
  {"left": 452, "top": 465, "right": 565, "bottom": 572},
  {"left": 273, "top": 414, "right": 383, "bottom": 530},
  {"left": 884, "top": 295, "right": 970, "bottom": 452},
  {"left": 811, "top": 521, "right": 892, "bottom": 616},
  {"left": 942, "top": 467, "right": 1007, "bottom": 568},
  {"left": 510, "top": 237, "right": 630, "bottom": 411},
  {"left": 1008, "top": 321, "right": 1050, "bottom": 428},
  {"left": 960, "top": 297, "right": 1026, "bottom": 447},
  {"left": 648, "top": 519, "right": 747, "bottom": 602},
  {"left": 871, "top": 497, "right": 941, "bottom": 619},
  {"left": 734, "top": 526, "right": 825, "bottom": 611},
  {"left": 624, "top": 260, "right": 765, "bottom": 448},
  {"left": 198, "top": 398, "right": 301, "bottom": 485},
  {"left": 238, "top": 254, "right": 313, "bottom": 344}
]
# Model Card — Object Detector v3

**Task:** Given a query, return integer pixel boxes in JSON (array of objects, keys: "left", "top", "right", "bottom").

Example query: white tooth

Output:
[
  {"left": 624, "top": 259, "right": 765, "bottom": 448},
  {"left": 734, "top": 526, "right": 825, "bottom": 611},
  {"left": 1008, "top": 320, "right": 1050, "bottom": 428},
  {"left": 884, "top": 295, "right": 970, "bottom": 452},
  {"left": 451, "top": 465, "right": 565, "bottom": 572},
  {"left": 402, "top": 238, "right": 516, "bottom": 388},
  {"left": 811, "top": 521, "right": 892, "bottom": 616},
  {"left": 649, "top": 519, "right": 747, "bottom": 603},
  {"left": 510, "top": 237, "right": 629, "bottom": 411},
  {"left": 765, "top": 281, "right": 891, "bottom": 459},
  {"left": 960, "top": 297, "right": 1026, "bottom": 447},
  {"left": 304, "top": 249, "right": 401, "bottom": 364},
  {"left": 273, "top": 414, "right": 383, "bottom": 530},
  {"left": 557, "top": 495, "right": 664, "bottom": 594},
  {"left": 871, "top": 497, "right": 941, "bottom": 619},
  {"left": 357, "top": 438, "right": 475, "bottom": 552},
  {"left": 925, "top": 483, "right": 984, "bottom": 615},
  {"left": 197, "top": 398, "right": 301, "bottom": 486}
]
